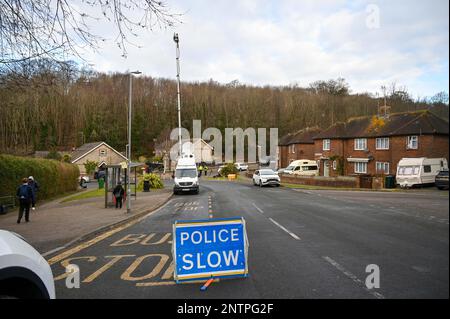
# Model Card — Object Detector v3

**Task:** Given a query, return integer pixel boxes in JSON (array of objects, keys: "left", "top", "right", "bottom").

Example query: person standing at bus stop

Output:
[
  {"left": 16, "top": 178, "right": 34, "bottom": 224},
  {"left": 113, "top": 182, "right": 125, "bottom": 209}
]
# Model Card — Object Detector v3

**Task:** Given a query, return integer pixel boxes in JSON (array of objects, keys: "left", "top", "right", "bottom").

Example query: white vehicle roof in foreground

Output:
[{"left": 0, "top": 230, "right": 55, "bottom": 299}]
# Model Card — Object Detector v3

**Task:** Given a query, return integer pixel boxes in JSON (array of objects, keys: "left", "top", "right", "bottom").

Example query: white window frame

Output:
[
  {"left": 332, "top": 160, "right": 337, "bottom": 170},
  {"left": 354, "top": 138, "right": 367, "bottom": 151},
  {"left": 99, "top": 149, "right": 107, "bottom": 156},
  {"left": 376, "top": 162, "right": 390, "bottom": 174},
  {"left": 354, "top": 162, "right": 367, "bottom": 174},
  {"left": 407, "top": 136, "right": 418, "bottom": 149},
  {"left": 290, "top": 145, "right": 295, "bottom": 154},
  {"left": 323, "top": 139, "right": 331, "bottom": 151},
  {"left": 376, "top": 137, "right": 389, "bottom": 150}
]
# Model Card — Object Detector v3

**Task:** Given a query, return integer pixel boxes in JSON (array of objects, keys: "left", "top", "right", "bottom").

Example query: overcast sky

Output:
[{"left": 81, "top": 0, "right": 449, "bottom": 98}]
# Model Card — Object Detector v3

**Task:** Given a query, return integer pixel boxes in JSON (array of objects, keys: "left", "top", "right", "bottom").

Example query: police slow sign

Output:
[{"left": 173, "top": 217, "right": 249, "bottom": 282}]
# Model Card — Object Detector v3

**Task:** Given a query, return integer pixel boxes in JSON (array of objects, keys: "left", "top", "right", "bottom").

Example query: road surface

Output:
[{"left": 49, "top": 180, "right": 449, "bottom": 298}]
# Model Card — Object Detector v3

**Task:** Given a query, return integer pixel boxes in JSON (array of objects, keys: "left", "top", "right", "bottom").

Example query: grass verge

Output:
[{"left": 61, "top": 188, "right": 104, "bottom": 203}]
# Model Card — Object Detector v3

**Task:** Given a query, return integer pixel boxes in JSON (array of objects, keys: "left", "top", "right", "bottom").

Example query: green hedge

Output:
[{"left": 0, "top": 154, "right": 80, "bottom": 201}]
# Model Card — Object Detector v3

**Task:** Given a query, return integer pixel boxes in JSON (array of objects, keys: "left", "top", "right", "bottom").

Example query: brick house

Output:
[
  {"left": 312, "top": 111, "right": 449, "bottom": 177},
  {"left": 71, "top": 142, "right": 127, "bottom": 175},
  {"left": 278, "top": 127, "right": 321, "bottom": 168}
]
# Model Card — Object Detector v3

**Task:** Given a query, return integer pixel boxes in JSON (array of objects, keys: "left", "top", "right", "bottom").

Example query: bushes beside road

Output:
[{"left": 0, "top": 154, "right": 80, "bottom": 200}]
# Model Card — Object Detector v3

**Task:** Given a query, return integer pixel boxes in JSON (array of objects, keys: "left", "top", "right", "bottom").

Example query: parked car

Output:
[
  {"left": 253, "top": 169, "right": 280, "bottom": 187},
  {"left": 0, "top": 230, "right": 55, "bottom": 299},
  {"left": 282, "top": 160, "right": 319, "bottom": 176},
  {"left": 396, "top": 157, "right": 448, "bottom": 188},
  {"left": 234, "top": 163, "right": 248, "bottom": 171},
  {"left": 435, "top": 170, "right": 449, "bottom": 190}
]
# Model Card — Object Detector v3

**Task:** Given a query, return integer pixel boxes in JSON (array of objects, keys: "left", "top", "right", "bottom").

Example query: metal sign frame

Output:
[{"left": 172, "top": 217, "right": 249, "bottom": 283}]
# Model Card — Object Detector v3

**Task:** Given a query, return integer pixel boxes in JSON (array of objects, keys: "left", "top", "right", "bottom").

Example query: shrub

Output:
[
  {"left": 137, "top": 173, "right": 164, "bottom": 191},
  {"left": 219, "top": 163, "right": 239, "bottom": 177},
  {"left": 45, "top": 150, "right": 62, "bottom": 161},
  {"left": 84, "top": 160, "right": 98, "bottom": 175},
  {"left": 0, "top": 154, "right": 80, "bottom": 201}
]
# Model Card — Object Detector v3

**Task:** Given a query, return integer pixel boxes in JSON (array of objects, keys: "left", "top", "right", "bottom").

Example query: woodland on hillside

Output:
[{"left": 0, "top": 60, "right": 448, "bottom": 158}]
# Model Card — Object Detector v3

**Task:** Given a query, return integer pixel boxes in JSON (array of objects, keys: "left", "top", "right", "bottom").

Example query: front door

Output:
[{"left": 324, "top": 160, "right": 330, "bottom": 177}]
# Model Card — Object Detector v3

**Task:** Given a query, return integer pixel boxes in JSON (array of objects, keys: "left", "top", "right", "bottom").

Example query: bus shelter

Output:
[{"left": 104, "top": 162, "right": 145, "bottom": 208}]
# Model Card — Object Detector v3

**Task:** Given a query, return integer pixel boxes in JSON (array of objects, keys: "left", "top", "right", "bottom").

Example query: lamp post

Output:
[
  {"left": 127, "top": 70, "right": 141, "bottom": 214},
  {"left": 173, "top": 33, "right": 182, "bottom": 157}
]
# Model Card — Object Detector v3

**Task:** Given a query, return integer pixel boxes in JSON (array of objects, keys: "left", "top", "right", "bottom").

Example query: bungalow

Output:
[
  {"left": 312, "top": 110, "right": 449, "bottom": 177},
  {"left": 71, "top": 142, "right": 127, "bottom": 175},
  {"left": 278, "top": 127, "right": 321, "bottom": 169}
]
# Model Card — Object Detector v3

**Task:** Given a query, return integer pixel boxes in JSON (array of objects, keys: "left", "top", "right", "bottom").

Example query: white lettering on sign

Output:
[
  {"left": 182, "top": 254, "right": 194, "bottom": 270},
  {"left": 179, "top": 228, "right": 240, "bottom": 246},
  {"left": 180, "top": 250, "right": 240, "bottom": 269},
  {"left": 181, "top": 232, "right": 189, "bottom": 245}
]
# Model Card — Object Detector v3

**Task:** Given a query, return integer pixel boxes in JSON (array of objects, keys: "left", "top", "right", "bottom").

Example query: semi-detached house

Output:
[
  {"left": 312, "top": 110, "right": 449, "bottom": 177},
  {"left": 278, "top": 127, "right": 321, "bottom": 169}
]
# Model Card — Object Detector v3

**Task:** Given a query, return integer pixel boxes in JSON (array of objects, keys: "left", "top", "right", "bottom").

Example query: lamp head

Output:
[{"left": 173, "top": 33, "right": 179, "bottom": 43}]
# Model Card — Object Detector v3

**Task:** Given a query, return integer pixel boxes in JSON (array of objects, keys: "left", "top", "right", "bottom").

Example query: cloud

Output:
[{"left": 79, "top": 0, "right": 449, "bottom": 97}]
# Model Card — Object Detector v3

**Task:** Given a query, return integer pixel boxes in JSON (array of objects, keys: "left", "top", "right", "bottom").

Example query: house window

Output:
[
  {"left": 354, "top": 162, "right": 367, "bottom": 174},
  {"left": 332, "top": 160, "right": 337, "bottom": 170},
  {"left": 376, "top": 162, "right": 390, "bottom": 174},
  {"left": 376, "top": 137, "right": 389, "bottom": 150},
  {"left": 323, "top": 139, "right": 331, "bottom": 151},
  {"left": 407, "top": 136, "right": 418, "bottom": 149},
  {"left": 99, "top": 149, "right": 107, "bottom": 156},
  {"left": 354, "top": 138, "right": 367, "bottom": 151}
]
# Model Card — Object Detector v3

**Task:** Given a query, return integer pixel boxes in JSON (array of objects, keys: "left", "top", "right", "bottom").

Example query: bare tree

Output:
[{"left": 0, "top": 0, "right": 180, "bottom": 67}]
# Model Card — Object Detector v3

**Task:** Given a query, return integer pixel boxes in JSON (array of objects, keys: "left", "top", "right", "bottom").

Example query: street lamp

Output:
[
  {"left": 127, "top": 70, "right": 142, "bottom": 214},
  {"left": 173, "top": 33, "right": 182, "bottom": 157}
]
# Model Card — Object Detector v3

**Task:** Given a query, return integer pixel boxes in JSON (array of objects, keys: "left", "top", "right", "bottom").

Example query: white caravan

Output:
[
  {"left": 283, "top": 159, "right": 319, "bottom": 176},
  {"left": 173, "top": 153, "right": 199, "bottom": 195},
  {"left": 396, "top": 157, "right": 448, "bottom": 188}
]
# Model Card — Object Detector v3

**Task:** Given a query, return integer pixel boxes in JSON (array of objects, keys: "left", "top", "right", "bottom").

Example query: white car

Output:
[
  {"left": 253, "top": 169, "right": 281, "bottom": 187},
  {"left": 234, "top": 163, "right": 248, "bottom": 171},
  {"left": 0, "top": 230, "right": 55, "bottom": 299}
]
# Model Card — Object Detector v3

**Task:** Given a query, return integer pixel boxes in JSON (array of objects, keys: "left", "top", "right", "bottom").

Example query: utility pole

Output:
[
  {"left": 174, "top": 33, "right": 182, "bottom": 157},
  {"left": 127, "top": 71, "right": 141, "bottom": 214}
]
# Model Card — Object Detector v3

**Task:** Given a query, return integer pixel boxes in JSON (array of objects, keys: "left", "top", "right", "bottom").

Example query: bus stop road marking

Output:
[{"left": 47, "top": 199, "right": 172, "bottom": 265}]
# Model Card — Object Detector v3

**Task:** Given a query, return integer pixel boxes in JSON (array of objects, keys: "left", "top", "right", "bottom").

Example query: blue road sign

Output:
[{"left": 173, "top": 217, "right": 249, "bottom": 283}]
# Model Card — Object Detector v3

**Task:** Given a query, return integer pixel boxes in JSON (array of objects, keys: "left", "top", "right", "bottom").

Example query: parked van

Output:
[
  {"left": 396, "top": 157, "right": 448, "bottom": 188},
  {"left": 173, "top": 153, "right": 199, "bottom": 195},
  {"left": 283, "top": 160, "right": 319, "bottom": 176}
]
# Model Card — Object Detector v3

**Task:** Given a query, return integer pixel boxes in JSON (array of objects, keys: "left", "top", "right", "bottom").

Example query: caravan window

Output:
[
  {"left": 423, "top": 165, "right": 431, "bottom": 173},
  {"left": 398, "top": 166, "right": 420, "bottom": 175},
  {"left": 303, "top": 165, "right": 318, "bottom": 171}
]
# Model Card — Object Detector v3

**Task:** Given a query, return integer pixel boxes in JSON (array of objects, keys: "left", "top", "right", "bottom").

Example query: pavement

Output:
[
  {"left": 46, "top": 179, "right": 449, "bottom": 299},
  {"left": 0, "top": 187, "right": 172, "bottom": 254}
]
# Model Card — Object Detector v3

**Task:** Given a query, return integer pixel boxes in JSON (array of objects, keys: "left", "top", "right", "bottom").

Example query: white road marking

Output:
[
  {"left": 322, "top": 256, "right": 385, "bottom": 299},
  {"left": 252, "top": 203, "right": 264, "bottom": 214},
  {"left": 269, "top": 218, "right": 301, "bottom": 240}
]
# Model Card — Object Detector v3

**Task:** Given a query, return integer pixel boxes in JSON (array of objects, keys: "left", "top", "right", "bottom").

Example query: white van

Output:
[
  {"left": 173, "top": 153, "right": 199, "bottom": 195},
  {"left": 396, "top": 157, "right": 448, "bottom": 188},
  {"left": 283, "top": 159, "right": 319, "bottom": 176}
]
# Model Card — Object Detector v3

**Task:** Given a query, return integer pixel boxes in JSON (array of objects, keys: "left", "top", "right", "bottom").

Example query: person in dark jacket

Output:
[
  {"left": 16, "top": 178, "right": 34, "bottom": 223},
  {"left": 28, "top": 176, "right": 39, "bottom": 209},
  {"left": 113, "top": 182, "right": 125, "bottom": 209}
]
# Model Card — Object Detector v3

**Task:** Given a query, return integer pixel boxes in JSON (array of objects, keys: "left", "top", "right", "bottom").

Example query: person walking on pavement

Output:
[
  {"left": 203, "top": 164, "right": 208, "bottom": 176},
  {"left": 198, "top": 164, "right": 203, "bottom": 178},
  {"left": 113, "top": 182, "right": 125, "bottom": 209},
  {"left": 16, "top": 178, "right": 34, "bottom": 224},
  {"left": 28, "top": 176, "right": 39, "bottom": 210}
]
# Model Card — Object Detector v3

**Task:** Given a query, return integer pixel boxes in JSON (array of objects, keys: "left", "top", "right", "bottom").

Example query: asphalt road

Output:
[{"left": 49, "top": 180, "right": 449, "bottom": 299}]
